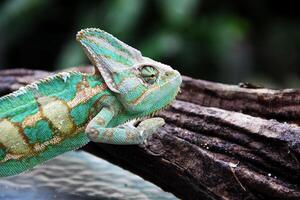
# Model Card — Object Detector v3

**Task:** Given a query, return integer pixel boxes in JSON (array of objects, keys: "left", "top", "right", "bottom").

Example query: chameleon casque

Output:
[{"left": 0, "top": 28, "right": 182, "bottom": 177}]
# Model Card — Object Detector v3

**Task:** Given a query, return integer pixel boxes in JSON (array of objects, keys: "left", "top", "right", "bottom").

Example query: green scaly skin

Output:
[{"left": 0, "top": 28, "right": 182, "bottom": 177}]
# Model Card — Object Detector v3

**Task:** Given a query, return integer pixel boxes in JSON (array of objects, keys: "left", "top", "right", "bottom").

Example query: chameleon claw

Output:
[
  {"left": 137, "top": 117, "right": 165, "bottom": 141},
  {"left": 0, "top": 28, "right": 181, "bottom": 178}
]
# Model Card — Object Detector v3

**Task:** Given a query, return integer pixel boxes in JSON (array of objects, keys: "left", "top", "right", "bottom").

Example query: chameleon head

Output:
[
  {"left": 77, "top": 28, "right": 181, "bottom": 116},
  {"left": 116, "top": 58, "right": 182, "bottom": 115}
]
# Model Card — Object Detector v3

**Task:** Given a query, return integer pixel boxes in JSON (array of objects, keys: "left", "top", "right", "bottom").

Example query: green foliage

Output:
[{"left": 0, "top": 0, "right": 299, "bottom": 88}]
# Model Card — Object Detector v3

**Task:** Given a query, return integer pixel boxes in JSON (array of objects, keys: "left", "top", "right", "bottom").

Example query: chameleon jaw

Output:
[{"left": 121, "top": 85, "right": 180, "bottom": 126}]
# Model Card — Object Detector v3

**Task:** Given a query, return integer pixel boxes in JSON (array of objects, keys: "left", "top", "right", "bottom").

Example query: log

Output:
[{"left": 0, "top": 67, "right": 299, "bottom": 200}]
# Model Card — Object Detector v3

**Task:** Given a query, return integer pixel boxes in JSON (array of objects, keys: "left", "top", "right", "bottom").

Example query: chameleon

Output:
[{"left": 0, "top": 28, "right": 182, "bottom": 177}]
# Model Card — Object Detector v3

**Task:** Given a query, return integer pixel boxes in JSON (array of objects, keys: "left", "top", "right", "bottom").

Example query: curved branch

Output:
[{"left": 0, "top": 68, "right": 299, "bottom": 200}]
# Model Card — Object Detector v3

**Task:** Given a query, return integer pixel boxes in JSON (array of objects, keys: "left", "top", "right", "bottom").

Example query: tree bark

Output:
[{"left": 0, "top": 67, "right": 299, "bottom": 200}]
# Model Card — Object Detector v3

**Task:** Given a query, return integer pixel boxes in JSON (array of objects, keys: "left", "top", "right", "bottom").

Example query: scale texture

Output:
[{"left": 0, "top": 28, "right": 182, "bottom": 177}]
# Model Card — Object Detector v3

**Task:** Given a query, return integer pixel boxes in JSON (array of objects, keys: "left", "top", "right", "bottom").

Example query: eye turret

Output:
[{"left": 139, "top": 65, "right": 159, "bottom": 84}]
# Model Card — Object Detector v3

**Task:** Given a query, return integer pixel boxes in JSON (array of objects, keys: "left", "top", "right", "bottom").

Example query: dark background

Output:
[{"left": 0, "top": 0, "right": 299, "bottom": 88}]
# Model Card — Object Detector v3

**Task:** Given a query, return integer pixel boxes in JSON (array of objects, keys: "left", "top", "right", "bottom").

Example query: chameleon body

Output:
[{"left": 0, "top": 28, "right": 182, "bottom": 177}]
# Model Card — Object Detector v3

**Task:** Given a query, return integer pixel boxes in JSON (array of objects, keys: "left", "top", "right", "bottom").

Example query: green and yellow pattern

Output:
[
  {"left": 0, "top": 72, "right": 109, "bottom": 176},
  {"left": 0, "top": 28, "right": 182, "bottom": 177}
]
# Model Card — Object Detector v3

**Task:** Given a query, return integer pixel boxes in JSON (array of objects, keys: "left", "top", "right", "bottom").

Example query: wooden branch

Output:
[
  {"left": 0, "top": 68, "right": 299, "bottom": 200},
  {"left": 179, "top": 76, "right": 300, "bottom": 124}
]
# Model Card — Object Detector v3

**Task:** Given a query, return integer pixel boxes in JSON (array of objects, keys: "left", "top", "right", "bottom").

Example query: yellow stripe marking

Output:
[
  {"left": 33, "top": 135, "right": 62, "bottom": 152},
  {"left": 38, "top": 96, "right": 75, "bottom": 135},
  {"left": 20, "top": 83, "right": 106, "bottom": 130},
  {"left": 67, "top": 84, "right": 107, "bottom": 108},
  {"left": 129, "top": 85, "right": 159, "bottom": 105},
  {"left": 1, "top": 127, "right": 85, "bottom": 163},
  {"left": 0, "top": 119, "right": 31, "bottom": 154},
  {"left": 22, "top": 112, "right": 42, "bottom": 128}
]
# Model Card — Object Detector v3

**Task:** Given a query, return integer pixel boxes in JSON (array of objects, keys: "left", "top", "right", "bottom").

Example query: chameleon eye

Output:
[{"left": 139, "top": 65, "right": 159, "bottom": 84}]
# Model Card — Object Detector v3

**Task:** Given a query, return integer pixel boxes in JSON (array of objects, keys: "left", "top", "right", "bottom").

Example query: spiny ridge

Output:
[{"left": 0, "top": 71, "right": 83, "bottom": 113}]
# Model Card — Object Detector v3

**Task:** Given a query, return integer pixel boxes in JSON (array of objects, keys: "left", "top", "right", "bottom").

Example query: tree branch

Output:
[
  {"left": 0, "top": 68, "right": 299, "bottom": 200},
  {"left": 179, "top": 76, "right": 300, "bottom": 124}
]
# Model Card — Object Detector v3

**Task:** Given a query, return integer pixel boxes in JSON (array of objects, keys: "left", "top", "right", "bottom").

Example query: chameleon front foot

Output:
[
  {"left": 136, "top": 117, "right": 165, "bottom": 141},
  {"left": 86, "top": 117, "right": 165, "bottom": 145}
]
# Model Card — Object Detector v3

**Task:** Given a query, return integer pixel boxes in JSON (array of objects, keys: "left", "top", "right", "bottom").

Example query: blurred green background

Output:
[{"left": 0, "top": 0, "right": 299, "bottom": 88}]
